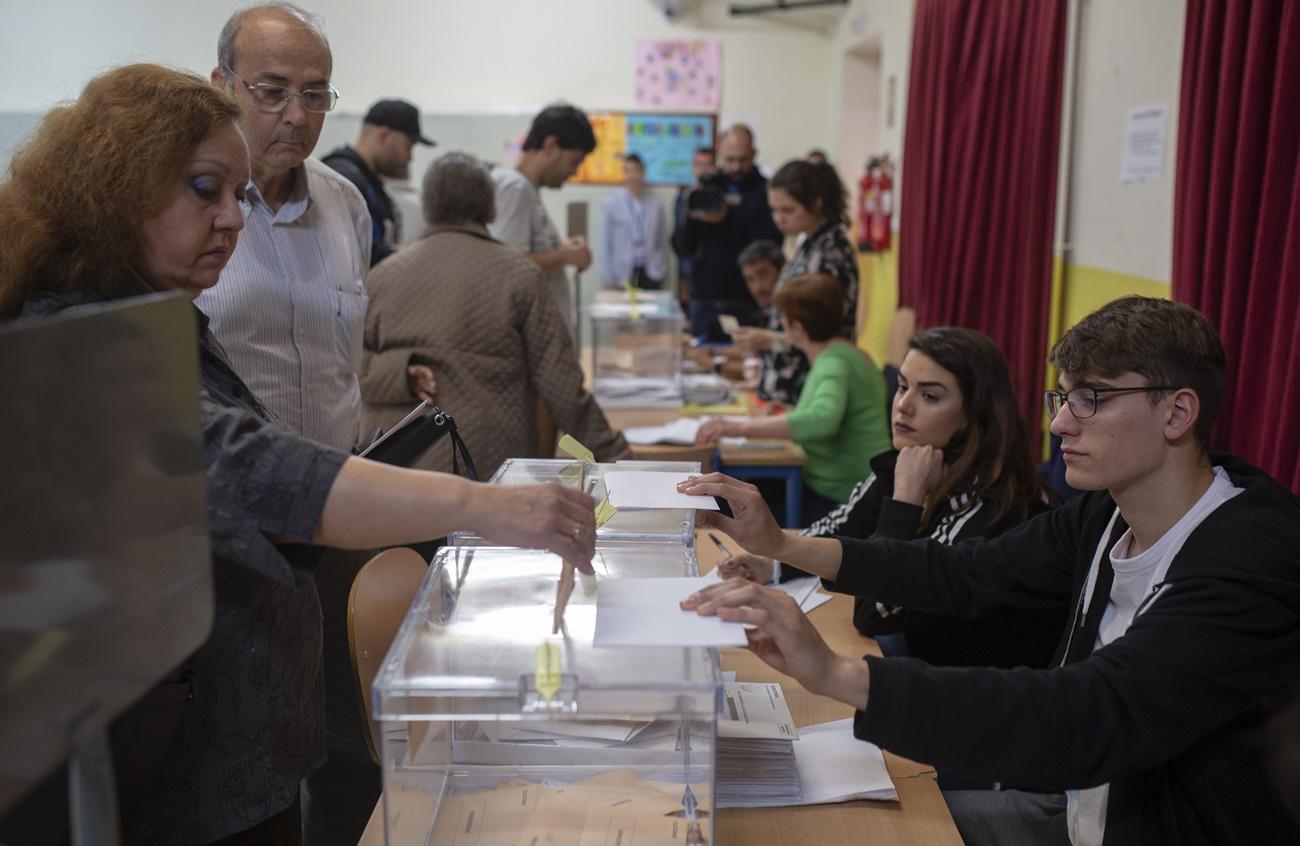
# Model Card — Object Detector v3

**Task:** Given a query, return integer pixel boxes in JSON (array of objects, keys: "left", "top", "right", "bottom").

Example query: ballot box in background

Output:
[
  {"left": 449, "top": 458, "right": 699, "bottom": 548},
  {"left": 373, "top": 544, "right": 720, "bottom": 846},
  {"left": 586, "top": 290, "right": 685, "bottom": 407}
]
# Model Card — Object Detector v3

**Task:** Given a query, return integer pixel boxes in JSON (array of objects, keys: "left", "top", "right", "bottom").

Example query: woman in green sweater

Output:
[{"left": 696, "top": 273, "right": 891, "bottom": 522}]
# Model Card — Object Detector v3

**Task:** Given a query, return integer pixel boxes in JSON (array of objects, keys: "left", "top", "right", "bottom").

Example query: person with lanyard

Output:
[
  {"left": 735, "top": 159, "right": 859, "bottom": 406},
  {"left": 599, "top": 153, "right": 667, "bottom": 290}
]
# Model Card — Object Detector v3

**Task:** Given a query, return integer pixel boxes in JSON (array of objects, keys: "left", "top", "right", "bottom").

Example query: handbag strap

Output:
[{"left": 430, "top": 406, "right": 479, "bottom": 482}]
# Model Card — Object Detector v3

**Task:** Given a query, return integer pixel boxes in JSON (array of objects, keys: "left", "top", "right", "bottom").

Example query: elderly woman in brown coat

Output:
[{"left": 360, "top": 152, "right": 628, "bottom": 477}]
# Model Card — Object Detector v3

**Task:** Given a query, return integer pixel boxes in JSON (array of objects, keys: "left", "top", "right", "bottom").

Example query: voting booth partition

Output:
[{"left": 0, "top": 294, "right": 213, "bottom": 844}]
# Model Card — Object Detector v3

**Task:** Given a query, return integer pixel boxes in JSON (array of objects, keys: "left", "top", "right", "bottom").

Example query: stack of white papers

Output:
[
  {"left": 792, "top": 719, "right": 897, "bottom": 804},
  {"left": 718, "top": 716, "right": 897, "bottom": 808},
  {"left": 593, "top": 576, "right": 748, "bottom": 648},
  {"left": 716, "top": 682, "right": 803, "bottom": 807}
]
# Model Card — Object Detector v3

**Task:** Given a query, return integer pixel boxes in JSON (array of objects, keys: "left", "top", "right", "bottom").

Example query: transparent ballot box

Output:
[
  {"left": 451, "top": 458, "right": 699, "bottom": 547},
  {"left": 374, "top": 545, "right": 721, "bottom": 845},
  {"left": 587, "top": 290, "right": 685, "bottom": 407}
]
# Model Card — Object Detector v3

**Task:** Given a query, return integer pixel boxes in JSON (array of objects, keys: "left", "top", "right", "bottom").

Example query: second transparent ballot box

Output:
[
  {"left": 586, "top": 290, "right": 685, "bottom": 406},
  {"left": 373, "top": 544, "right": 721, "bottom": 845},
  {"left": 451, "top": 458, "right": 699, "bottom": 547}
]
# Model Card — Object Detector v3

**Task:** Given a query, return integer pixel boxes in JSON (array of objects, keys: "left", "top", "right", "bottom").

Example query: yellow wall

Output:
[
  {"left": 856, "top": 246, "right": 899, "bottom": 365},
  {"left": 859, "top": 248, "right": 1169, "bottom": 455}
]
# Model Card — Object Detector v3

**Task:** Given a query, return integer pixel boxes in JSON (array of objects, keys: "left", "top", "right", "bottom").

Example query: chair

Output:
[
  {"left": 347, "top": 547, "right": 429, "bottom": 765},
  {"left": 885, "top": 306, "right": 917, "bottom": 368}
]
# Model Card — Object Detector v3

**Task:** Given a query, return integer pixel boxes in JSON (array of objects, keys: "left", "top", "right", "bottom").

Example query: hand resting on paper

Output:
[
  {"left": 718, "top": 551, "right": 776, "bottom": 584},
  {"left": 679, "top": 579, "right": 870, "bottom": 709}
]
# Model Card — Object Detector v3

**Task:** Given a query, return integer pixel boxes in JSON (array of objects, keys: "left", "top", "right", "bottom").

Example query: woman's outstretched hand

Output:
[{"left": 677, "top": 473, "right": 786, "bottom": 559}]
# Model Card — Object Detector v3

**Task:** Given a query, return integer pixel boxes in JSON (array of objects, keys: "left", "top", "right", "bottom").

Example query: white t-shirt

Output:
[
  {"left": 487, "top": 166, "right": 573, "bottom": 334},
  {"left": 1066, "top": 466, "right": 1244, "bottom": 846}
]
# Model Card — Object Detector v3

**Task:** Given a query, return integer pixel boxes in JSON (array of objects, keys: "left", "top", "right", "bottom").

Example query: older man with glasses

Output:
[
  {"left": 201, "top": 2, "right": 370, "bottom": 454},
  {"left": 200, "top": 5, "right": 378, "bottom": 844}
]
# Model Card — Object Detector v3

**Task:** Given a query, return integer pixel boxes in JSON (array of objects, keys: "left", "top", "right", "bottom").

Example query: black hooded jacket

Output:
[{"left": 828, "top": 456, "right": 1300, "bottom": 845}]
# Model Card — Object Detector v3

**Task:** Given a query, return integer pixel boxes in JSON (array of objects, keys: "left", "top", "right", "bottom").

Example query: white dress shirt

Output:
[{"left": 197, "top": 158, "right": 372, "bottom": 451}]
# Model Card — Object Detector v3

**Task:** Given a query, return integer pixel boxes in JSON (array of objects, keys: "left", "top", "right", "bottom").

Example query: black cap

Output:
[{"left": 363, "top": 99, "right": 435, "bottom": 146}]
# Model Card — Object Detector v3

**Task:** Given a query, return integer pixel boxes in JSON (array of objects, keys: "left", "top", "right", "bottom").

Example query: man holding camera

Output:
[{"left": 672, "top": 124, "right": 782, "bottom": 341}]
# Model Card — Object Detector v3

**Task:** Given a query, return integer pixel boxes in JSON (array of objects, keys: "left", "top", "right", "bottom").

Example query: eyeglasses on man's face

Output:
[
  {"left": 224, "top": 69, "right": 338, "bottom": 114},
  {"left": 1044, "top": 384, "right": 1179, "bottom": 420}
]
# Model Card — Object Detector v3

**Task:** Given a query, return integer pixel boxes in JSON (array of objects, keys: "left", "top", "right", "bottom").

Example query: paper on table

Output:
[
  {"left": 595, "top": 577, "right": 748, "bottom": 647},
  {"left": 720, "top": 682, "right": 799, "bottom": 740},
  {"left": 623, "top": 417, "right": 703, "bottom": 445},
  {"left": 800, "top": 590, "right": 834, "bottom": 614},
  {"left": 794, "top": 719, "right": 897, "bottom": 804},
  {"left": 774, "top": 576, "right": 833, "bottom": 614},
  {"left": 602, "top": 471, "right": 720, "bottom": 510}
]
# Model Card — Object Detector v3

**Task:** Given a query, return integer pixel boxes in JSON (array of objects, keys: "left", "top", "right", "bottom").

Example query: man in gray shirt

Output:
[{"left": 489, "top": 104, "right": 596, "bottom": 336}]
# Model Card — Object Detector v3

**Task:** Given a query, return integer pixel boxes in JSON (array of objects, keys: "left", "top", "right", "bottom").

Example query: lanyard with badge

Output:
[{"left": 624, "top": 193, "right": 648, "bottom": 267}]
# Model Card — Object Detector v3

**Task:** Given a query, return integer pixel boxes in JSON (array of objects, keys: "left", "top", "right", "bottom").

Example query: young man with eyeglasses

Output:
[{"left": 678, "top": 295, "right": 1300, "bottom": 845}]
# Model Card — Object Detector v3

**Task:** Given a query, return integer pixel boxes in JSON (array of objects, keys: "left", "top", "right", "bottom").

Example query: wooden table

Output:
[{"left": 356, "top": 530, "right": 961, "bottom": 846}]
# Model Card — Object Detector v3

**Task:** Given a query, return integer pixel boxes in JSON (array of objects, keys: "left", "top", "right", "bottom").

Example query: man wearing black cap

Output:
[{"left": 323, "top": 99, "right": 435, "bottom": 265}]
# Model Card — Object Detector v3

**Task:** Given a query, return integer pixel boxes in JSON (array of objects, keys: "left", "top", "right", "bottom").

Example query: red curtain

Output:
[
  {"left": 1173, "top": 0, "right": 1300, "bottom": 493},
  {"left": 898, "top": 0, "right": 1068, "bottom": 453}
]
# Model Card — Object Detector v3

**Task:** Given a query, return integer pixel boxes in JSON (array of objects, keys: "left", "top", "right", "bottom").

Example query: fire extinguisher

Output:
[
  {"left": 866, "top": 158, "right": 893, "bottom": 253},
  {"left": 857, "top": 159, "right": 876, "bottom": 251}
]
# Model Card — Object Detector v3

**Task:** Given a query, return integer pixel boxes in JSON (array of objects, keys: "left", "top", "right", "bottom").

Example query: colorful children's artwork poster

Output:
[
  {"left": 571, "top": 113, "right": 716, "bottom": 186},
  {"left": 634, "top": 39, "right": 722, "bottom": 110},
  {"left": 573, "top": 113, "right": 629, "bottom": 185}
]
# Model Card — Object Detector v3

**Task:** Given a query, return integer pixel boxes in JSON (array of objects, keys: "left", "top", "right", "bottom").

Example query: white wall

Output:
[
  {"left": 1067, "top": 0, "right": 1186, "bottom": 281},
  {"left": 0, "top": 0, "right": 831, "bottom": 169},
  {"left": 828, "top": 0, "right": 915, "bottom": 207}
]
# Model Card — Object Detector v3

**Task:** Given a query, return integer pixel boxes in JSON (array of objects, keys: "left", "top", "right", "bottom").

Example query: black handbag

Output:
[{"left": 358, "top": 402, "right": 479, "bottom": 481}]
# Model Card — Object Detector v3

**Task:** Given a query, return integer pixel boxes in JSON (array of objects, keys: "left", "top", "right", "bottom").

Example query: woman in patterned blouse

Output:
[{"left": 738, "top": 160, "right": 860, "bottom": 405}]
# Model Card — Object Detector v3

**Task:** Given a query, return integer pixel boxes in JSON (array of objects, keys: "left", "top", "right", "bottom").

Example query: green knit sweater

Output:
[{"left": 785, "top": 341, "right": 891, "bottom": 502}]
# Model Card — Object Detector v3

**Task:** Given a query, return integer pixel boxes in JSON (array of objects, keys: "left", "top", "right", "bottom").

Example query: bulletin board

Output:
[{"left": 573, "top": 112, "right": 716, "bottom": 187}]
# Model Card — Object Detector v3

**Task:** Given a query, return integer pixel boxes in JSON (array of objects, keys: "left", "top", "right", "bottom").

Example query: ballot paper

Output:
[
  {"left": 717, "top": 717, "right": 897, "bottom": 808},
  {"left": 719, "top": 682, "right": 798, "bottom": 740},
  {"left": 793, "top": 719, "right": 897, "bottom": 804},
  {"left": 594, "top": 576, "right": 748, "bottom": 647},
  {"left": 774, "top": 576, "right": 835, "bottom": 614},
  {"left": 601, "top": 471, "right": 720, "bottom": 510}
]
